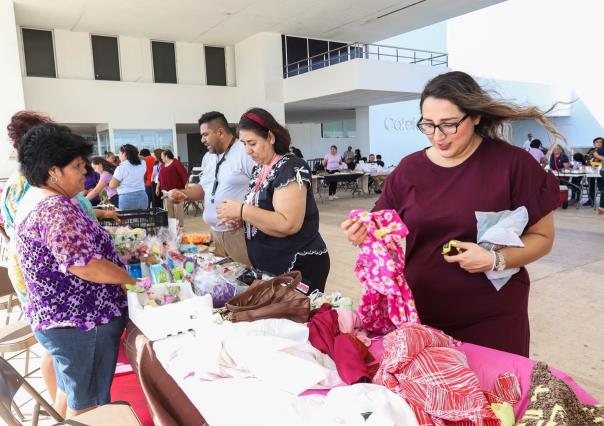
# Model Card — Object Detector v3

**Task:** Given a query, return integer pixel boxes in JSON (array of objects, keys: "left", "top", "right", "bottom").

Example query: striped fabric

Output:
[{"left": 374, "top": 323, "right": 519, "bottom": 426}]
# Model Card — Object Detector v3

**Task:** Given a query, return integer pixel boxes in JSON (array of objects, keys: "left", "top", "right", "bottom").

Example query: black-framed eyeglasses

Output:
[{"left": 416, "top": 114, "right": 469, "bottom": 135}]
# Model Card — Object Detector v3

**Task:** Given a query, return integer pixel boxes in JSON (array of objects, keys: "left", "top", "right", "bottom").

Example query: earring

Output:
[{"left": 51, "top": 175, "right": 58, "bottom": 183}]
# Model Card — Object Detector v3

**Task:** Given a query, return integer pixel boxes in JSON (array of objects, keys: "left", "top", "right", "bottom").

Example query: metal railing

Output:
[{"left": 284, "top": 42, "right": 448, "bottom": 78}]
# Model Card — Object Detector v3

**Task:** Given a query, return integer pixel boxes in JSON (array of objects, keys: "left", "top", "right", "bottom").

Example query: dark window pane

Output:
[
  {"left": 205, "top": 46, "right": 226, "bottom": 86},
  {"left": 281, "top": 34, "right": 286, "bottom": 78},
  {"left": 91, "top": 35, "right": 120, "bottom": 81},
  {"left": 286, "top": 36, "right": 308, "bottom": 76},
  {"left": 329, "top": 41, "right": 348, "bottom": 65},
  {"left": 308, "top": 39, "right": 328, "bottom": 70},
  {"left": 22, "top": 28, "right": 56, "bottom": 78},
  {"left": 152, "top": 41, "right": 177, "bottom": 84}
]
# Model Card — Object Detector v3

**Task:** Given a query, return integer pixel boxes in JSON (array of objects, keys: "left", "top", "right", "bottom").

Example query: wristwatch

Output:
[{"left": 494, "top": 251, "right": 506, "bottom": 272}]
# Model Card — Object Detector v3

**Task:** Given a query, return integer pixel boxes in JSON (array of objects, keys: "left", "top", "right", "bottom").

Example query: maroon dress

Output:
[{"left": 374, "top": 138, "right": 559, "bottom": 356}]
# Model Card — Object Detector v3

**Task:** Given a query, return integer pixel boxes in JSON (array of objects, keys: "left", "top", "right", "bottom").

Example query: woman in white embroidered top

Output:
[{"left": 217, "top": 108, "right": 330, "bottom": 293}]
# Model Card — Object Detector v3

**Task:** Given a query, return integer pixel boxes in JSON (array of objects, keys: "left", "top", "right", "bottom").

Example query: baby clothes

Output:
[
  {"left": 373, "top": 323, "right": 519, "bottom": 426},
  {"left": 349, "top": 209, "right": 419, "bottom": 334}
]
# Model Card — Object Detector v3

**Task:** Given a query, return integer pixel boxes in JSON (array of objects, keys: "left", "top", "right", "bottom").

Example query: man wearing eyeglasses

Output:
[{"left": 167, "top": 111, "right": 255, "bottom": 264}]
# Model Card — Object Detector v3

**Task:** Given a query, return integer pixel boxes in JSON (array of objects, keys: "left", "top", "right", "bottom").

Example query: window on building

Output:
[
  {"left": 321, "top": 119, "right": 356, "bottom": 138},
  {"left": 285, "top": 36, "right": 309, "bottom": 77},
  {"left": 22, "top": 28, "right": 56, "bottom": 78},
  {"left": 152, "top": 41, "right": 177, "bottom": 84},
  {"left": 308, "top": 39, "right": 329, "bottom": 70},
  {"left": 91, "top": 35, "right": 120, "bottom": 81},
  {"left": 113, "top": 129, "right": 173, "bottom": 153},
  {"left": 328, "top": 41, "right": 348, "bottom": 65},
  {"left": 204, "top": 46, "right": 227, "bottom": 86}
]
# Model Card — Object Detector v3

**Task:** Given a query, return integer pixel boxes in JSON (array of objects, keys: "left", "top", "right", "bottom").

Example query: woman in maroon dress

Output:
[{"left": 342, "top": 71, "right": 560, "bottom": 356}]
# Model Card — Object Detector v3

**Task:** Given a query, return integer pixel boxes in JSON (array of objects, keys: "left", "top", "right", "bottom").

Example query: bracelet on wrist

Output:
[{"left": 240, "top": 203, "right": 245, "bottom": 219}]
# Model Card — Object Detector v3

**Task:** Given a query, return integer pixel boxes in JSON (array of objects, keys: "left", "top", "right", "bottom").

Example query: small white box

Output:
[{"left": 127, "top": 282, "right": 213, "bottom": 341}]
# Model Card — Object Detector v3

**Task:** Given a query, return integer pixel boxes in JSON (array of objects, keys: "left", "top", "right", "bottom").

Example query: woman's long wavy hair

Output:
[{"left": 419, "top": 71, "right": 565, "bottom": 146}]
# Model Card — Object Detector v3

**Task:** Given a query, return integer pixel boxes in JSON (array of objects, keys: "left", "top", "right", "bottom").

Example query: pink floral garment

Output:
[{"left": 349, "top": 209, "right": 419, "bottom": 334}]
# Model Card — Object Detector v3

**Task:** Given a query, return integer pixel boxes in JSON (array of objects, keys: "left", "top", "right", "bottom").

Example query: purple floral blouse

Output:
[{"left": 15, "top": 195, "right": 126, "bottom": 331}]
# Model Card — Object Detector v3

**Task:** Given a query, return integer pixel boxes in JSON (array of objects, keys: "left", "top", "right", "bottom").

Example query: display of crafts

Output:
[{"left": 103, "top": 223, "right": 252, "bottom": 308}]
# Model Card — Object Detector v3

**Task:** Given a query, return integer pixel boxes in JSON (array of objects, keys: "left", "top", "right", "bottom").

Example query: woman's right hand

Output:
[
  {"left": 341, "top": 219, "right": 368, "bottom": 246},
  {"left": 168, "top": 189, "right": 188, "bottom": 203}
]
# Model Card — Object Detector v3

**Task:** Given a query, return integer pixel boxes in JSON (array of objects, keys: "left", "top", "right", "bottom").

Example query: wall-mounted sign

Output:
[{"left": 383, "top": 116, "right": 419, "bottom": 131}]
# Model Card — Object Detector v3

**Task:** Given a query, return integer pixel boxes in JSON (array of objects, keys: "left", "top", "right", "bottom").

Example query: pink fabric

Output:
[
  {"left": 367, "top": 338, "right": 599, "bottom": 419},
  {"left": 307, "top": 304, "right": 373, "bottom": 385},
  {"left": 349, "top": 209, "right": 419, "bottom": 334},
  {"left": 334, "top": 308, "right": 371, "bottom": 346}
]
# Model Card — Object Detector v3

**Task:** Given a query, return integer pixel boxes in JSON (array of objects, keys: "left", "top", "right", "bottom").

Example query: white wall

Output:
[
  {"left": 176, "top": 42, "right": 205, "bottom": 85},
  {"left": 284, "top": 59, "right": 446, "bottom": 105},
  {"left": 369, "top": 99, "right": 429, "bottom": 167},
  {"left": 54, "top": 30, "right": 94, "bottom": 80},
  {"left": 1, "top": 1, "right": 26, "bottom": 178},
  {"left": 235, "top": 32, "right": 284, "bottom": 120},
  {"left": 176, "top": 133, "right": 189, "bottom": 162},
  {"left": 287, "top": 123, "right": 358, "bottom": 160},
  {"left": 119, "top": 36, "right": 154, "bottom": 83}
]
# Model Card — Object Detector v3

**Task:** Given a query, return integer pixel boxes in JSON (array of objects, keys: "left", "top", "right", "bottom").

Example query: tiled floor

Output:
[{"left": 3, "top": 189, "right": 603, "bottom": 424}]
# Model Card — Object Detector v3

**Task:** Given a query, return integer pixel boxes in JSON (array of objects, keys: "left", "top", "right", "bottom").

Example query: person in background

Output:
[
  {"left": 342, "top": 71, "right": 559, "bottom": 356},
  {"left": 549, "top": 143, "right": 571, "bottom": 171},
  {"left": 353, "top": 148, "right": 362, "bottom": 165},
  {"left": 589, "top": 136, "right": 604, "bottom": 214},
  {"left": 16, "top": 123, "right": 134, "bottom": 418},
  {"left": 585, "top": 137, "right": 603, "bottom": 207},
  {"left": 526, "top": 139, "right": 546, "bottom": 166},
  {"left": 343, "top": 146, "right": 355, "bottom": 169},
  {"left": 157, "top": 150, "right": 188, "bottom": 227},
  {"left": 323, "top": 145, "right": 344, "bottom": 201},
  {"left": 140, "top": 149, "right": 155, "bottom": 208},
  {"left": 217, "top": 108, "right": 329, "bottom": 293},
  {"left": 522, "top": 132, "right": 534, "bottom": 149},
  {"left": 167, "top": 111, "right": 254, "bottom": 265},
  {"left": 104, "top": 151, "right": 119, "bottom": 167},
  {"left": 82, "top": 163, "right": 100, "bottom": 206},
  {"left": 289, "top": 146, "right": 304, "bottom": 158},
  {"left": 87, "top": 157, "right": 118, "bottom": 206},
  {"left": 151, "top": 149, "right": 164, "bottom": 208},
  {"left": 376, "top": 154, "right": 385, "bottom": 167},
  {"left": 110, "top": 144, "right": 148, "bottom": 210}
]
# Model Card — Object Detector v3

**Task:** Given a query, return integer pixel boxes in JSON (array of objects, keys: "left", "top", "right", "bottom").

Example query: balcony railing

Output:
[{"left": 284, "top": 42, "right": 448, "bottom": 78}]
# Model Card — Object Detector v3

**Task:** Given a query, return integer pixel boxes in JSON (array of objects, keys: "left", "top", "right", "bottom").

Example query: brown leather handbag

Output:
[{"left": 225, "top": 271, "right": 310, "bottom": 323}]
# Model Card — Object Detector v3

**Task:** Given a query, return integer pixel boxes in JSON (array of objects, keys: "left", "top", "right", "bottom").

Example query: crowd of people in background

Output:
[{"left": 524, "top": 132, "right": 604, "bottom": 212}]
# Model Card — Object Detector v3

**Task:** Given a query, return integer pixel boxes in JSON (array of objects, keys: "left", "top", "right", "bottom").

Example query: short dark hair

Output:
[
  {"left": 19, "top": 124, "right": 92, "bottom": 187},
  {"left": 593, "top": 137, "right": 603, "bottom": 144},
  {"left": 530, "top": 139, "right": 542, "bottom": 148},
  {"left": 162, "top": 149, "right": 175, "bottom": 160},
  {"left": 330, "top": 145, "right": 337, "bottom": 150},
  {"left": 140, "top": 148, "right": 151, "bottom": 156},
  {"left": 198, "top": 111, "right": 231, "bottom": 134},
  {"left": 119, "top": 144, "right": 141, "bottom": 165},
  {"left": 238, "top": 108, "right": 291, "bottom": 155},
  {"left": 376, "top": 154, "right": 382, "bottom": 159}
]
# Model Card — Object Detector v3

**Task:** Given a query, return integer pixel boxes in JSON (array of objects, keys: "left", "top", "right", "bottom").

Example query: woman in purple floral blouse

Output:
[{"left": 15, "top": 123, "right": 137, "bottom": 418}]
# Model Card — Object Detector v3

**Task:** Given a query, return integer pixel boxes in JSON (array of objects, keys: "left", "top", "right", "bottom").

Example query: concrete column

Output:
[
  {"left": 355, "top": 107, "right": 370, "bottom": 158},
  {"left": 0, "top": 1, "right": 26, "bottom": 178}
]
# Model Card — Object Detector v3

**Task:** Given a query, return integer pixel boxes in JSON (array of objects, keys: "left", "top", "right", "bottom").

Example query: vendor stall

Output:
[{"left": 106, "top": 210, "right": 601, "bottom": 426}]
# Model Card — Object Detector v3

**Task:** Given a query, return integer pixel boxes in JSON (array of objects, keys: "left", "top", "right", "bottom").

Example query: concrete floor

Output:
[{"left": 184, "top": 192, "right": 604, "bottom": 401}]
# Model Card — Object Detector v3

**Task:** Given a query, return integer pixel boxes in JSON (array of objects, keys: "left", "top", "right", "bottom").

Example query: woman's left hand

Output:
[
  {"left": 216, "top": 199, "right": 242, "bottom": 222},
  {"left": 443, "top": 241, "right": 494, "bottom": 273}
]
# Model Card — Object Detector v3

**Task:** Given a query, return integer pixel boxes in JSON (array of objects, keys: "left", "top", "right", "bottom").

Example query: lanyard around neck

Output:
[{"left": 211, "top": 138, "right": 236, "bottom": 200}]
